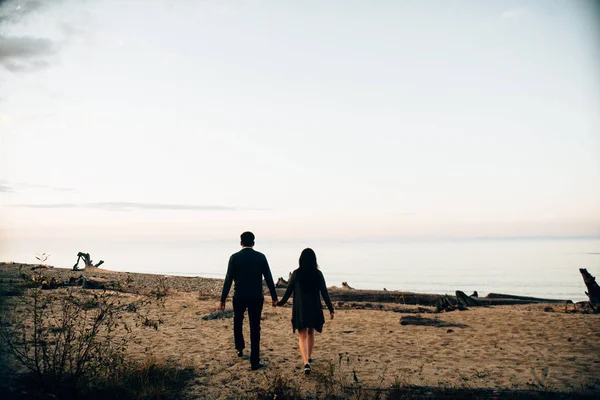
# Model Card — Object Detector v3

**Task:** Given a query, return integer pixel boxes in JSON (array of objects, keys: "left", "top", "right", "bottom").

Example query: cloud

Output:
[
  {"left": 0, "top": 181, "right": 14, "bottom": 192},
  {"left": 501, "top": 8, "right": 526, "bottom": 19},
  {"left": 0, "top": 113, "right": 11, "bottom": 124},
  {"left": 0, "top": 34, "right": 58, "bottom": 72},
  {"left": 11, "top": 202, "right": 245, "bottom": 211},
  {"left": 0, "top": 180, "right": 73, "bottom": 193},
  {"left": 0, "top": 0, "right": 91, "bottom": 73},
  {"left": 0, "top": 35, "right": 55, "bottom": 58},
  {"left": 59, "top": 21, "right": 86, "bottom": 38},
  {"left": 0, "top": 0, "right": 44, "bottom": 23}
]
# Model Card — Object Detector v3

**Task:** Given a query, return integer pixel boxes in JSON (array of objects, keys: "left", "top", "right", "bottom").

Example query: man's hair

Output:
[{"left": 240, "top": 231, "right": 255, "bottom": 247}]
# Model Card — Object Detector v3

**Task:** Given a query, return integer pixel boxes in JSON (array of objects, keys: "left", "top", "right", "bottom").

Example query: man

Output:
[{"left": 220, "top": 231, "right": 278, "bottom": 370}]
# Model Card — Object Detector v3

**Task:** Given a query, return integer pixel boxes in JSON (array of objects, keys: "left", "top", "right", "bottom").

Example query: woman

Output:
[{"left": 277, "top": 248, "right": 334, "bottom": 375}]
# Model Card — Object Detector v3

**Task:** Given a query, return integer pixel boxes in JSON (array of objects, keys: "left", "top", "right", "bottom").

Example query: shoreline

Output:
[
  {"left": 1, "top": 261, "right": 580, "bottom": 306},
  {"left": 1, "top": 235, "right": 597, "bottom": 302}
]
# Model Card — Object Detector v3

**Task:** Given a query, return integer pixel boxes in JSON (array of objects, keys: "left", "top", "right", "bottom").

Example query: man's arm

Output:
[
  {"left": 261, "top": 256, "right": 278, "bottom": 305},
  {"left": 220, "top": 256, "right": 235, "bottom": 310}
]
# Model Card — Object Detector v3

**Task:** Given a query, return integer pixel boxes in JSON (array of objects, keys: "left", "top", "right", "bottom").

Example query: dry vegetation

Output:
[
  {"left": 0, "top": 264, "right": 194, "bottom": 399},
  {"left": 1, "top": 262, "right": 599, "bottom": 399}
]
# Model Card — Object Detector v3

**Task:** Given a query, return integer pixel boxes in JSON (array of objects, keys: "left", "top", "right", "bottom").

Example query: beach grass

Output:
[{"left": 1, "top": 262, "right": 599, "bottom": 399}]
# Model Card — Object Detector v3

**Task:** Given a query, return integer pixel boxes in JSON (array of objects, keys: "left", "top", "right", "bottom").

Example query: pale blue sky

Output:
[{"left": 1, "top": 0, "right": 599, "bottom": 243}]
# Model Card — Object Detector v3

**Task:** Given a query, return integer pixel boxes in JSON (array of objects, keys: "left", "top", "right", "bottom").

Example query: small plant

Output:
[
  {"left": 141, "top": 316, "right": 163, "bottom": 330},
  {"left": 314, "top": 359, "right": 342, "bottom": 398},
  {"left": 256, "top": 369, "right": 302, "bottom": 400},
  {"left": 149, "top": 278, "right": 169, "bottom": 304},
  {"left": 35, "top": 252, "right": 50, "bottom": 265},
  {"left": 116, "top": 355, "right": 195, "bottom": 399},
  {"left": 387, "top": 373, "right": 410, "bottom": 399},
  {"left": 473, "top": 369, "right": 487, "bottom": 379}
]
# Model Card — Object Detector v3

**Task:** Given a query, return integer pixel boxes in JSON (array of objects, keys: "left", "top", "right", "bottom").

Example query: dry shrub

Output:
[
  {"left": 256, "top": 369, "right": 303, "bottom": 400},
  {"left": 104, "top": 355, "right": 195, "bottom": 400},
  {"left": 0, "top": 289, "right": 131, "bottom": 395},
  {"left": 0, "top": 287, "right": 194, "bottom": 399}
]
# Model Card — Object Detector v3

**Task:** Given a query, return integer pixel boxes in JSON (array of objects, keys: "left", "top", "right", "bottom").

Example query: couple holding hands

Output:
[{"left": 219, "top": 231, "right": 335, "bottom": 375}]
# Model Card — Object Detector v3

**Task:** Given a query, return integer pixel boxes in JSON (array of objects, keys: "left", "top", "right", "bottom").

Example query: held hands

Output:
[{"left": 272, "top": 300, "right": 278, "bottom": 307}]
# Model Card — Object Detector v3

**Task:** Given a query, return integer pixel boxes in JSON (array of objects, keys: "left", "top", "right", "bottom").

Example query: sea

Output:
[{"left": 2, "top": 237, "right": 599, "bottom": 302}]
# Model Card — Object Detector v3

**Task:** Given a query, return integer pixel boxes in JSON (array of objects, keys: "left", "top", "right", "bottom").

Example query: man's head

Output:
[{"left": 240, "top": 231, "right": 255, "bottom": 247}]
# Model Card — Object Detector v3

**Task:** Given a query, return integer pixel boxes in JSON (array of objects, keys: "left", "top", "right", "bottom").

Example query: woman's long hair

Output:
[{"left": 297, "top": 248, "right": 319, "bottom": 290}]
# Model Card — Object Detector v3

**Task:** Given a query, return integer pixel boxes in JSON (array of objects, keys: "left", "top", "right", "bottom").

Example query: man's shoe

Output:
[
  {"left": 304, "top": 364, "right": 311, "bottom": 375},
  {"left": 251, "top": 362, "right": 266, "bottom": 371},
  {"left": 236, "top": 350, "right": 243, "bottom": 358}
]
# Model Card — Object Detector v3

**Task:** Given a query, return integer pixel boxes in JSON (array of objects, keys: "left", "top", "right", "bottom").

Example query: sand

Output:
[{"left": 1, "top": 262, "right": 599, "bottom": 399}]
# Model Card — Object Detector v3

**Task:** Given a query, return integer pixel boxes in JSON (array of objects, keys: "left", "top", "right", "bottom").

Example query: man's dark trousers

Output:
[{"left": 233, "top": 297, "right": 264, "bottom": 365}]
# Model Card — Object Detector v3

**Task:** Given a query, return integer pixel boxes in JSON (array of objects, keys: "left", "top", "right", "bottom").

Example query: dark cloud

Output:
[
  {"left": 12, "top": 202, "right": 242, "bottom": 211},
  {"left": 0, "top": 0, "right": 83, "bottom": 73},
  {"left": 0, "top": 35, "right": 57, "bottom": 72},
  {"left": 0, "top": 35, "right": 55, "bottom": 58},
  {"left": 0, "top": 0, "right": 44, "bottom": 23}
]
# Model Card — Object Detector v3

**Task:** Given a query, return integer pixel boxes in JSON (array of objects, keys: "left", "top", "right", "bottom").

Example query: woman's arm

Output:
[
  {"left": 319, "top": 271, "right": 334, "bottom": 315},
  {"left": 277, "top": 272, "right": 295, "bottom": 306}
]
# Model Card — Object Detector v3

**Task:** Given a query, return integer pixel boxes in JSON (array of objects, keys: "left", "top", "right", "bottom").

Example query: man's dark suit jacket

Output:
[{"left": 220, "top": 248, "right": 278, "bottom": 303}]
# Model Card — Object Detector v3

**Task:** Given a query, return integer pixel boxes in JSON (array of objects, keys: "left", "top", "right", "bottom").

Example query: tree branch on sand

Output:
[
  {"left": 579, "top": 268, "right": 600, "bottom": 310},
  {"left": 73, "top": 252, "right": 104, "bottom": 271}
]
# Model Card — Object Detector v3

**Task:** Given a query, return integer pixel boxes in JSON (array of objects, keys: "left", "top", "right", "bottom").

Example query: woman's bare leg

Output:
[
  {"left": 297, "top": 329, "right": 309, "bottom": 365},
  {"left": 307, "top": 328, "right": 315, "bottom": 361}
]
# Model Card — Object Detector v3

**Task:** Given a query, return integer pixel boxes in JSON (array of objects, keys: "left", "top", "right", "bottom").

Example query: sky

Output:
[{"left": 1, "top": 0, "right": 599, "bottom": 245}]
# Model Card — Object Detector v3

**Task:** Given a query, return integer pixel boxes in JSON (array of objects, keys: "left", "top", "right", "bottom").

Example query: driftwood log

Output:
[
  {"left": 82, "top": 277, "right": 110, "bottom": 290},
  {"left": 275, "top": 287, "right": 570, "bottom": 307},
  {"left": 41, "top": 277, "right": 59, "bottom": 290},
  {"left": 456, "top": 290, "right": 482, "bottom": 307},
  {"left": 400, "top": 315, "right": 468, "bottom": 328},
  {"left": 276, "top": 277, "right": 288, "bottom": 288},
  {"left": 31, "top": 265, "right": 51, "bottom": 271},
  {"left": 487, "top": 293, "right": 572, "bottom": 304},
  {"left": 73, "top": 252, "right": 104, "bottom": 271},
  {"left": 436, "top": 295, "right": 458, "bottom": 312},
  {"left": 579, "top": 268, "right": 600, "bottom": 310}
]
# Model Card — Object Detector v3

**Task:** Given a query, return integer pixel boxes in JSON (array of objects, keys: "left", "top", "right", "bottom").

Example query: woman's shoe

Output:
[{"left": 304, "top": 364, "right": 311, "bottom": 375}]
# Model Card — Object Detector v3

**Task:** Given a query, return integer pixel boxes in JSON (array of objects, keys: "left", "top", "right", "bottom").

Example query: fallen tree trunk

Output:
[
  {"left": 487, "top": 293, "right": 572, "bottom": 304},
  {"left": 579, "top": 268, "right": 600, "bottom": 310},
  {"left": 436, "top": 295, "right": 458, "bottom": 312},
  {"left": 82, "top": 277, "right": 110, "bottom": 290},
  {"left": 274, "top": 288, "right": 572, "bottom": 306},
  {"left": 456, "top": 290, "right": 482, "bottom": 307},
  {"left": 31, "top": 265, "right": 51, "bottom": 271}
]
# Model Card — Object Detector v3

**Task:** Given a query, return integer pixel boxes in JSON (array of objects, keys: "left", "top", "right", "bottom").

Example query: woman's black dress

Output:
[{"left": 278, "top": 269, "right": 334, "bottom": 333}]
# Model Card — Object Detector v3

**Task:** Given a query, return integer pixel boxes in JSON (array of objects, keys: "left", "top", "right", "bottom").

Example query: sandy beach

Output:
[{"left": 1, "top": 262, "right": 599, "bottom": 399}]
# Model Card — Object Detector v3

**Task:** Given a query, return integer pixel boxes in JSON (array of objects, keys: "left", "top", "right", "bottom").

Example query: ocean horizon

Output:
[{"left": 2, "top": 235, "right": 599, "bottom": 302}]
